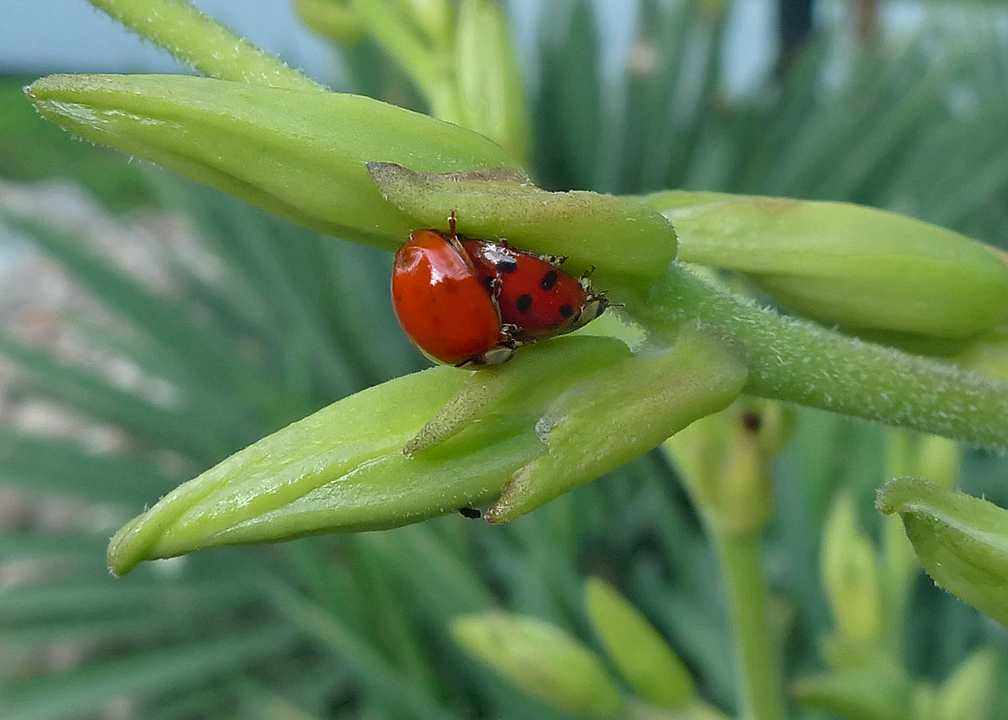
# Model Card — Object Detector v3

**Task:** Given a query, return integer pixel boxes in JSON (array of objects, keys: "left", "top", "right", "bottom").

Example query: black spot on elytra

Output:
[
  {"left": 540, "top": 270, "right": 558, "bottom": 291},
  {"left": 496, "top": 259, "right": 518, "bottom": 273},
  {"left": 516, "top": 294, "right": 533, "bottom": 312},
  {"left": 559, "top": 304, "right": 574, "bottom": 319}
]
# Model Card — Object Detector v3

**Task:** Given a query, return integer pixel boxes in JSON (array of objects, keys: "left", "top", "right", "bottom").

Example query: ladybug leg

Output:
[
  {"left": 456, "top": 344, "right": 514, "bottom": 368},
  {"left": 444, "top": 212, "right": 478, "bottom": 268},
  {"left": 488, "top": 275, "right": 503, "bottom": 302},
  {"left": 499, "top": 323, "right": 520, "bottom": 345},
  {"left": 568, "top": 290, "right": 609, "bottom": 332},
  {"left": 456, "top": 323, "right": 519, "bottom": 368}
]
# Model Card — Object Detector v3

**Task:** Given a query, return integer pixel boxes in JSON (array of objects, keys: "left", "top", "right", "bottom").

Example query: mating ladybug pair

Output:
[{"left": 391, "top": 215, "right": 608, "bottom": 367}]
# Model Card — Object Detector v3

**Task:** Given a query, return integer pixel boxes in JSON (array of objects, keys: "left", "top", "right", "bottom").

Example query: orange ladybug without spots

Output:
[{"left": 391, "top": 228, "right": 514, "bottom": 367}]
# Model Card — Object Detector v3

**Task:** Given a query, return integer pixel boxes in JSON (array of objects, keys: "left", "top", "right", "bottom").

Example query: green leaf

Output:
[
  {"left": 278, "top": 588, "right": 465, "bottom": 720},
  {"left": 876, "top": 478, "right": 1008, "bottom": 628},
  {"left": 1, "top": 209, "right": 299, "bottom": 428},
  {"left": 533, "top": 0, "right": 603, "bottom": 191},
  {"left": 0, "top": 431, "right": 179, "bottom": 505},
  {"left": 26, "top": 74, "right": 519, "bottom": 249},
  {"left": 2, "top": 627, "right": 299, "bottom": 720},
  {"left": 0, "top": 330, "right": 236, "bottom": 462}
]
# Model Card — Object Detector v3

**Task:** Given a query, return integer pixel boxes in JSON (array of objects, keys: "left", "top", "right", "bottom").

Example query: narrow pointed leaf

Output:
[
  {"left": 278, "top": 588, "right": 465, "bottom": 720},
  {"left": 3, "top": 628, "right": 299, "bottom": 720}
]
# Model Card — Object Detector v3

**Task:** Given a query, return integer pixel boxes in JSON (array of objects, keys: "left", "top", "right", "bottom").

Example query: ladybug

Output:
[
  {"left": 459, "top": 238, "right": 608, "bottom": 342},
  {"left": 391, "top": 227, "right": 514, "bottom": 367}
]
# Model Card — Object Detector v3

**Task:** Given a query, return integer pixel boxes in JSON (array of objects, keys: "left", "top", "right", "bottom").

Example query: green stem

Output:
[
  {"left": 712, "top": 531, "right": 787, "bottom": 720},
  {"left": 89, "top": 0, "right": 321, "bottom": 91},
  {"left": 642, "top": 263, "right": 1008, "bottom": 449}
]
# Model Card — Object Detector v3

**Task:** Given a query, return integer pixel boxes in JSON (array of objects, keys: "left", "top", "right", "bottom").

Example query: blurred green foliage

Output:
[
  {"left": 2, "top": 1, "right": 1008, "bottom": 719},
  {"left": 0, "top": 75, "right": 155, "bottom": 210}
]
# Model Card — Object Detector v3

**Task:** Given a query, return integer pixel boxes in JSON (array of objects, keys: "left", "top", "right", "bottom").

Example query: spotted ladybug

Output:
[
  {"left": 391, "top": 214, "right": 607, "bottom": 367},
  {"left": 391, "top": 228, "right": 514, "bottom": 367},
  {"left": 460, "top": 239, "right": 608, "bottom": 342}
]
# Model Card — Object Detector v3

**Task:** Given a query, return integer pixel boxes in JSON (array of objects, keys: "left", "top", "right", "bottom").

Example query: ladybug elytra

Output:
[{"left": 460, "top": 238, "right": 607, "bottom": 342}]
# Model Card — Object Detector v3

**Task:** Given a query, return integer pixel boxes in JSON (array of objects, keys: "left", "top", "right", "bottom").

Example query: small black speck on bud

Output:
[{"left": 741, "top": 411, "right": 762, "bottom": 432}]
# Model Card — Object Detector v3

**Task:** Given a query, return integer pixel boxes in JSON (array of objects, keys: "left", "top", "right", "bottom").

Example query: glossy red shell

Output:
[
  {"left": 391, "top": 230, "right": 503, "bottom": 366},
  {"left": 460, "top": 239, "right": 588, "bottom": 341}
]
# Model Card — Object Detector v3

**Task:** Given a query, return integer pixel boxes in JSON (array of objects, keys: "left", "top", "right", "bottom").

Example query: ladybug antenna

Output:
[{"left": 448, "top": 211, "right": 457, "bottom": 238}]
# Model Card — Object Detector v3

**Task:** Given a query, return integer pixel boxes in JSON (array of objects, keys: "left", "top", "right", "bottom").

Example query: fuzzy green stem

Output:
[
  {"left": 643, "top": 264, "right": 1008, "bottom": 449},
  {"left": 89, "top": 0, "right": 321, "bottom": 91},
  {"left": 712, "top": 532, "right": 787, "bottom": 720}
]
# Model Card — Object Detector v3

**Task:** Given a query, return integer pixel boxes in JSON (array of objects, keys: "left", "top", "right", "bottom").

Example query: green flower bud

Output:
[
  {"left": 108, "top": 335, "right": 626, "bottom": 576},
  {"left": 368, "top": 162, "right": 677, "bottom": 294},
  {"left": 646, "top": 191, "right": 1008, "bottom": 352},
  {"left": 402, "top": 335, "right": 631, "bottom": 458},
  {"left": 954, "top": 326, "right": 1008, "bottom": 381},
  {"left": 403, "top": 0, "right": 454, "bottom": 49},
  {"left": 346, "top": 0, "right": 463, "bottom": 124},
  {"left": 455, "top": 0, "right": 530, "bottom": 162},
  {"left": 935, "top": 648, "right": 999, "bottom": 720},
  {"left": 623, "top": 699, "right": 728, "bottom": 720},
  {"left": 295, "top": 0, "right": 366, "bottom": 44},
  {"left": 663, "top": 401, "right": 789, "bottom": 536},
  {"left": 887, "top": 430, "right": 960, "bottom": 491},
  {"left": 820, "top": 492, "right": 883, "bottom": 647},
  {"left": 26, "top": 74, "right": 518, "bottom": 251},
  {"left": 486, "top": 329, "right": 746, "bottom": 523},
  {"left": 792, "top": 666, "right": 911, "bottom": 720},
  {"left": 452, "top": 613, "right": 624, "bottom": 718},
  {"left": 584, "top": 577, "right": 695, "bottom": 709},
  {"left": 881, "top": 431, "right": 961, "bottom": 638},
  {"left": 877, "top": 478, "right": 1008, "bottom": 628},
  {"left": 109, "top": 331, "right": 742, "bottom": 573}
]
